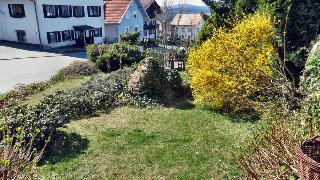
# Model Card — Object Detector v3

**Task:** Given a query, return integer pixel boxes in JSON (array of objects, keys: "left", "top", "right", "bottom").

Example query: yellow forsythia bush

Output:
[{"left": 187, "top": 13, "right": 275, "bottom": 112}]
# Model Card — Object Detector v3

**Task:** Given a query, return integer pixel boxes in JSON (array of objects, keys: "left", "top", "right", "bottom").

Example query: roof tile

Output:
[
  {"left": 171, "top": 14, "right": 203, "bottom": 26},
  {"left": 104, "top": 0, "right": 131, "bottom": 24}
]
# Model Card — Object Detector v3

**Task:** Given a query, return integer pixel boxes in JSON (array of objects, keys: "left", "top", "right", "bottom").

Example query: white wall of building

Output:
[
  {"left": 105, "top": 24, "right": 118, "bottom": 43},
  {"left": 36, "top": 0, "right": 105, "bottom": 48},
  {"left": 173, "top": 19, "right": 204, "bottom": 41},
  {"left": 0, "top": 0, "right": 105, "bottom": 48},
  {"left": 0, "top": 0, "right": 40, "bottom": 44}
]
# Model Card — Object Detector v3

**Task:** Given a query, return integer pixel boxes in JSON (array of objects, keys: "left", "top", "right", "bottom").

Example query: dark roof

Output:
[
  {"left": 141, "top": 0, "right": 154, "bottom": 9},
  {"left": 73, "top": 25, "right": 95, "bottom": 30}
]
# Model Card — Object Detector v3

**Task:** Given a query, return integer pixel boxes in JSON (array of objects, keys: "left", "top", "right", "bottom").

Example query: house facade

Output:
[
  {"left": 171, "top": 13, "right": 204, "bottom": 42},
  {"left": 141, "top": 0, "right": 161, "bottom": 40},
  {"left": 0, "top": 0, "right": 105, "bottom": 48},
  {"left": 103, "top": 0, "right": 150, "bottom": 43}
]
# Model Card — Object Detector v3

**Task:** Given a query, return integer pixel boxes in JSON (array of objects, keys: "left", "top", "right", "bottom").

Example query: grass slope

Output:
[
  {"left": 25, "top": 77, "right": 90, "bottom": 105},
  {"left": 40, "top": 101, "right": 253, "bottom": 179}
]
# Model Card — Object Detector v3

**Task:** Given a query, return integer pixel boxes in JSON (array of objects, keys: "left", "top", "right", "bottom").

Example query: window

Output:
[
  {"left": 58, "top": 5, "right": 72, "bottom": 17},
  {"left": 182, "top": 28, "right": 185, "bottom": 33},
  {"left": 134, "top": 27, "right": 139, "bottom": 32},
  {"left": 87, "top": 6, "right": 101, "bottom": 17},
  {"left": 144, "top": 30, "right": 148, "bottom": 36},
  {"left": 125, "top": 27, "right": 129, "bottom": 33},
  {"left": 133, "top": 11, "right": 137, "bottom": 18},
  {"left": 126, "top": 11, "right": 130, "bottom": 19},
  {"left": 47, "top": 31, "right": 61, "bottom": 44},
  {"left": 73, "top": 6, "right": 85, "bottom": 17},
  {"left": 149, "top": 29, "right": 155, "bottom": 35},
  {"left": 8, "top": 4, "right": 25, "bottom": 18},
  {"left": 43, "top": 5, "right": 58, "bottom": 18},
  {"left": 188, "top": 28, "right": 192, "bottom": 32},
  {"left": 151, "top": 19, "right": 156, "bottom": 25},
  {"left": 89, "top": 28, "right": 102, "bottom": 37},
  {"left": 62, "top": 30, "right": 72, "bottom": 41},
  {"left": 16, "top": 30, "right": 26, "bottom": 42}
]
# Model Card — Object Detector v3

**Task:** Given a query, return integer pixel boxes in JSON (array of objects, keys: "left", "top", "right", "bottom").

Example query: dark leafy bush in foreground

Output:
[
  {"left": 56, "top": 61, "right": 98, "bottom": 80},
  {"left": 120, "top": 32, "right": 140, "bottom": 45},
  {"left": 0, "top": 82, "right": 49, "bottom": 110},
  {"left": 2, "top": 70, "right": 128, "bottom": 147},
  {"left": 86, "top": 43, "right": 144, "bottom": 72}
]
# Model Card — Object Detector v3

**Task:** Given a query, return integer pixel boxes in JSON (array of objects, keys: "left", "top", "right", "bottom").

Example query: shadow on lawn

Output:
[
  {"left": 40, "top": 131, "right": 89, "bottom": 165},
  {"left": 170, "top": 98, "right": 196, "bottom": 110}
]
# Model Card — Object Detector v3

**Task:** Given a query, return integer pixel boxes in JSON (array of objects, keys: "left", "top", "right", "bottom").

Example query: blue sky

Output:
[{"left": 155, "top": 0, "right": 206, "bottom": 6}]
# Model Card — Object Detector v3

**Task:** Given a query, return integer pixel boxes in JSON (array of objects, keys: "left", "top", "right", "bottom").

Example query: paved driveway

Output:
[{"left": 0, "top": 42, "right": 87, "bottom": 93}]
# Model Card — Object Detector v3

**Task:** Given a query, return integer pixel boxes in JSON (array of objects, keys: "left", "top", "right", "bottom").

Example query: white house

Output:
[
  {"left": 103, "top": 0, "right": 150, "bottom": 43},
  {"left": 170, "top": 13, "right": 204, "bottom": 42},
  {"left": 0, "top": 0, "right": 105, "bottom": 48}
]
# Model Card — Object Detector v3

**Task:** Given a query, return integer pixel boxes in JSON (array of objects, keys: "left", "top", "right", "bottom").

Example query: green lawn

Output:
[{"left": 40, "top": 101, "right": 253, "bottom": 179}]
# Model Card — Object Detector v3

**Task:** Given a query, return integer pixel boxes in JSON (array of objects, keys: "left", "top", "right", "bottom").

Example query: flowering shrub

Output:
[{"left": 187, "top": 13, "right": 275, "bottom": 112}]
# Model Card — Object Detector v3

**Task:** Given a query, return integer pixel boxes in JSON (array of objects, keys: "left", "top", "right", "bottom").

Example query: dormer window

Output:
[{"left": 8, "top": 4, "right": 25, "bottom": 18}]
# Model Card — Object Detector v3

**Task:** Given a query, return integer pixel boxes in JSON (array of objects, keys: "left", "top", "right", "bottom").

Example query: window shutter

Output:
[
  {"left": 69, "top": 6, "right": 72, "bottom": 17},
  {"left": 8, "top": 5, "right": 12, "bottom": 17},
  {"left": 21, "top": 5, "right": 25, "bottom": 18},
  {"left": 98, "top": 6, "right": 101, "bottom": 16},
  {"left": 43, "top": 5, "right": 47, "bottom": 18},
  {"left": 71, "top": 30, "right": 75, "bottom": 40},
  {"left": 47, "top": 32, "right": 51, "bottom": 44},
  {"left": 57, "top": 31, "right": 61, "bottom": 42},
  {"left": 87, "top": 6, "right": 90, "bottom": 16},
  {"left": 61, "top": 31, "right": 65, "bottom": 41},
  {"left": 82, "top": 6, "right": 85, "bottom": 17},
  {"left": 58, "top": 5, "right": 62, "bottom": 17},
  {"left": 55, "top": 5, "right": 59, "bottom": 17},
  {"left": 99, "top": 27, "right": 102, "bottom": 37}
]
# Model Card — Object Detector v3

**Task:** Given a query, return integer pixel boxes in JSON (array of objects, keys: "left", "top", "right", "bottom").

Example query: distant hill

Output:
[{"left": 171, "top": 4, "right": 210, "bottom": 15}]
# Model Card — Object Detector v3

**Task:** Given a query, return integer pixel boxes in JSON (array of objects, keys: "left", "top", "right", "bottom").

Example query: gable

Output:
[{"left": 104, "top": 0, "right": 149, "bottom": 24}]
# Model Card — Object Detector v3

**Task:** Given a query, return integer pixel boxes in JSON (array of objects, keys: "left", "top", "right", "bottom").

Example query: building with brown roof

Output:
[
  {"left": 103, "top": 0, "right": 150, "bottom": 43},
  {"left": 170, "top": 13, "right": 204, "bottom": 42}
]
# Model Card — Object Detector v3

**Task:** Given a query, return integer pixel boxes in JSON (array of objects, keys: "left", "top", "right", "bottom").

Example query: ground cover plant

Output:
[{"left": 52, "top": 61, "right": 98, "bottom": 81}]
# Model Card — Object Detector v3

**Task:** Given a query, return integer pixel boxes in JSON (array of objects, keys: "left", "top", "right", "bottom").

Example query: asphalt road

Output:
[{"left": 0, "top": 42, "right": 86, "bottom": 93}]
